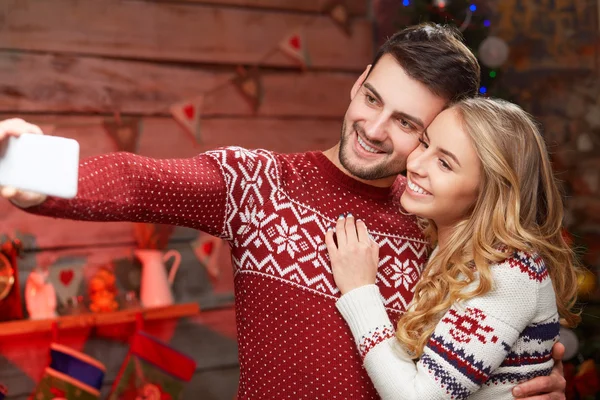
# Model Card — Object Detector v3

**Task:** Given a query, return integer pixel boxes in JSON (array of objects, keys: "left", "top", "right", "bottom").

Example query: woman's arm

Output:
[
  {"left": 326, "top": 216, "right": 549, "bottom": 400},
  {"left": 335, "top": 284, "right": 447, "bottom": 399},
  {"left": 336, "top": 280, "right": 543, "bottom": 399}
]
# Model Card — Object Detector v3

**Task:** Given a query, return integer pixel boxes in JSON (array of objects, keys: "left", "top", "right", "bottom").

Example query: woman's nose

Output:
[{"left": 406, "top": 148, "right": 427, "bottom": 177}]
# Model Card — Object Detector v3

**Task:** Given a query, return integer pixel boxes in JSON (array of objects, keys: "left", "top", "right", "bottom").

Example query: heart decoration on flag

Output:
[
  {"left": 191, "top": 233, "right": 224, "bottom": 283},
  {"left": 103, "top": 117, "right": 141, "bottom": 153},
  {"left": 232, "top": 67, "right": 264, "bottom": 114},
  {"left": 324, "top": 0, "right": 352, "bottom": 36},
  {"left": 279, "top": 29, "right": 311, "bottom": 69},
  {"left": 170, "top": 96, "right": 204, "bottom": 144},
  {"left": 47, "top": 257, "right": 85, "bottom": 306},
  {"left": 289, "top": 36, "right": 301, "bottom": 50},
  {"left": 183, "top": 104, "right": 195, "bottom": 120},
  {"left": 59, "top": 269, "right": 74, "bottom": 286},
  {"left": 201, "top": 241, "right": 214, "bottom": 255}
]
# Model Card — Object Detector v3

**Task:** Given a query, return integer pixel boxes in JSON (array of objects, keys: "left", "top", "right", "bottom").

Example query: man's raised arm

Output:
[{"left": 0, "top": 118, "right": 228, "bottom": 237}]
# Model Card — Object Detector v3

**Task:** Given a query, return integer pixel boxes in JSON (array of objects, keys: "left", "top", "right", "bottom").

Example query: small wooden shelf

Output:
[{"left": 0, "top": 302, "right": 199, "bottom": 339}]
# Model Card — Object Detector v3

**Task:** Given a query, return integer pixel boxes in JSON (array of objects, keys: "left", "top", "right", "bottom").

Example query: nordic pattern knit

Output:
[
  {"left": 24, "top": 147, "right": 429, "bottom": 399},
  {"left": 336, "top": 251, "right": 559, "bottom": 400}
]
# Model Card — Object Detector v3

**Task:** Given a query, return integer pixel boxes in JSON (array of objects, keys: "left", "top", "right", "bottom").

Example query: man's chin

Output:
[
  {"left": 338, "top": 142, "right": 400, "bottom": 180},
  {"left": 341, "top": 161, "right": 389, "bottom": 181}
]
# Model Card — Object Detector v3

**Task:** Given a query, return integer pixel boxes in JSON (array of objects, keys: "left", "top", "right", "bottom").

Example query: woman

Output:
[{"left": 325, "top": 97, "right": 579, "bottom": 399}]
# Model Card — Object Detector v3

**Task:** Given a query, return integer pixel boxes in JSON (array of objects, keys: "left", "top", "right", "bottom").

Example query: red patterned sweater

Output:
[{"left": 23, "top": 147, "right": 429, "bottom": 399}]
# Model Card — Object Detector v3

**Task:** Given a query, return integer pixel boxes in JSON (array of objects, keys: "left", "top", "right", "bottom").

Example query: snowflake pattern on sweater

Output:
[
  {"left": 24, "top": 147, "right": 429, "bottom": 399},
  {"left": 336, "top": 251, "right": 559, "bottom": 400}
]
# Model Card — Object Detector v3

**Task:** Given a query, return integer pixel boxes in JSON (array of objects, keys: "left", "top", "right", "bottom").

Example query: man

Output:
[{"left": 1, "top": 24, "right": 565, "bottom": 399}]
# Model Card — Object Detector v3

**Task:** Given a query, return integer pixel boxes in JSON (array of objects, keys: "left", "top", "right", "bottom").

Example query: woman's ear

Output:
[{"left": 351, "top": 64, "right": 372, "bottom": 99}]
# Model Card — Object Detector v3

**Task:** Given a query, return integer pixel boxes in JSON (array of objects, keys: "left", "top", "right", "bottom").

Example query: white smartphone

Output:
[{"left": 0, "top": 133, "right": 80, "bottom": 199}]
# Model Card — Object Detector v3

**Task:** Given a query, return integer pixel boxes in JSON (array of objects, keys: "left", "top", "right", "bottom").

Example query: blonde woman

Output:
[{"left": 325, "top": 97, "right": 579, "bottom": 399}]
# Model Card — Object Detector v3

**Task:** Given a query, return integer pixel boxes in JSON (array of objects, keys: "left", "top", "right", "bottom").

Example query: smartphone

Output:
[{"left": 0, "top": 133, "right": 80, "bottom": 199}]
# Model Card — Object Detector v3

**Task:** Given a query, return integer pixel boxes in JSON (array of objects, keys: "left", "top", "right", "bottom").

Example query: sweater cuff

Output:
[{"left": 336, "top": 285, "right": 395, "bottom": 346}]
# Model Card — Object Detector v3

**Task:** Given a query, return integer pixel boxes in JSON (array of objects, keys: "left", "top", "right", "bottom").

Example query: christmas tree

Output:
[
  {"left": 387, "top": 2, "right": 600, "bottom": 398},
  {"left": 395, "top": 0, "right": 509, "bottom": 98}
]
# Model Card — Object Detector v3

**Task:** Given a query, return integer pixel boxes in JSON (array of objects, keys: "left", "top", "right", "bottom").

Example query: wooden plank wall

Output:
[{"left": 0, "top": 0, "right": 372, "bottom": 399}]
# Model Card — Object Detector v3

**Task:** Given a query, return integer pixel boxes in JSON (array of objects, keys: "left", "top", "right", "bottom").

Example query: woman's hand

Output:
[{"left": 325, "top": 214, "right": 379, "bottom": 295}]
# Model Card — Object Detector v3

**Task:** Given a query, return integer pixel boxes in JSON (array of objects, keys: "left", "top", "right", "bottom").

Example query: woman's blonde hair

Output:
[{"left": 396, "top": 97, "right": 581, "bottom": 358}]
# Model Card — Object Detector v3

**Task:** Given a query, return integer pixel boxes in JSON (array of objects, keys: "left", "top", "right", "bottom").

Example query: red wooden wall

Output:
[{"left": 0, "top": 0, "right": 373, "bottom": 399}]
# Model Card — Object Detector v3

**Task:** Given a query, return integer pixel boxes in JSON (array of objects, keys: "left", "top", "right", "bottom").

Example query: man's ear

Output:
[{"left": 351, "top": 64, "right": 372, "bottom": 100}]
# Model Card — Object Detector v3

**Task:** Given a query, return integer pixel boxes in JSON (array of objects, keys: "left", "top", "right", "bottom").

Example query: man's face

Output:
[{"left": 338, "top": 54, "right": 447, "bottom": 186}]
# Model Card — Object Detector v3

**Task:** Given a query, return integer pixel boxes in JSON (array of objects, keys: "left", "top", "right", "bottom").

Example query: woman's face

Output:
[{"left": 400, "top": 107, "right": 482, "bottom": 229}]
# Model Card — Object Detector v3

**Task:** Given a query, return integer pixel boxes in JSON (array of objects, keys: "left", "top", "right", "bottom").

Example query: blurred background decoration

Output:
[
  {"left": 375, "top": 0, "right": 600, "bottom": 397},
  {"left": 400, "top": 0, "right": 508, "bottom": 96},
  {"left": 0, "top": 0, "right": 371, "bottom": 397}
]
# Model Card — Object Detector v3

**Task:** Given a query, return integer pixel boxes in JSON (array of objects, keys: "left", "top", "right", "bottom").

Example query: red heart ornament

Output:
[
  {"left": 289, "top": 35, "right": 301, "bottom": 51},
  {"left": 183, "top": 104, "right": 195, "bottom": 120},
  {"left": 59, "top": 269, "right": 74, "bottom": 286},
  {"left": 202, "top": 241, "right": 214, "bottom": 255}
]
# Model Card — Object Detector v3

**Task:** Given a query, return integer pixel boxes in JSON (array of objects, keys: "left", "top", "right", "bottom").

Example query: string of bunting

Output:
[
  {"left": 169, "top": 0, "right": 352, "bottom": 145},
  {"left": 27, "top": 0, "right": 353, "bottom": 152}
]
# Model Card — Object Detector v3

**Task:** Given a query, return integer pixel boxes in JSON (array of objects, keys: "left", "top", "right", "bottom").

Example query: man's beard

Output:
[{"left": 338, "top": 121, "right": 405, "bottom": 181}]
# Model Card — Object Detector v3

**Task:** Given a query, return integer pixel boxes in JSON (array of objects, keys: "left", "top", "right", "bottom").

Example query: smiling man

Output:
[
  {"left": 1, "top": 24, "right": 566, "bottom": 399},
  {"left": 327, "top": 54, "right": 446, "bottom": 186}
]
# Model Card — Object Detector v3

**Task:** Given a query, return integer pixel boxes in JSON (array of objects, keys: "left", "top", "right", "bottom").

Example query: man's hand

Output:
[
  {"left": 512, "top": 342, "right": 566, "bottom": 399},
  {"left": 0, "top": 118, "right": 48, "bottom": 208}
]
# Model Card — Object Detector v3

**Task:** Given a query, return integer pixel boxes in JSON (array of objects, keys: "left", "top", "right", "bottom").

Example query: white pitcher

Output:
[{"left": 135, "top": 249, "right": 181, "bottom": 308}]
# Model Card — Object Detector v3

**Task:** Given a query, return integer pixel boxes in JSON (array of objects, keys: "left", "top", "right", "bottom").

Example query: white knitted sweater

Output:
[{"left": 336, "top": 251, "right": 559, "bottom": 399}]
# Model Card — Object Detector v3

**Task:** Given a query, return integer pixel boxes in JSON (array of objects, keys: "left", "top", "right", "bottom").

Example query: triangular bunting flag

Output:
[
  {"left": 170, "top": 96, "right": 203, "bottom": 144},
  {"left": 278, "top": 30, "right": 311, "bottom": 69},
  {"left": 103, "top": 117, "right": 141, "bottom": 153},
  {"left": 324, "top": 0, "right": 352, "bottom": 36},
  {"left": 232, "top": 67, "right": 264, "bottom": 114},
  {"left": 46, "top": 257, "right": 85, "bottom": 306},
  {"left": 38, "top": 124, "right": 56, "bottom": 136},
  {"left": 191, "top": 233, "right": 224, "bottom": 283}
]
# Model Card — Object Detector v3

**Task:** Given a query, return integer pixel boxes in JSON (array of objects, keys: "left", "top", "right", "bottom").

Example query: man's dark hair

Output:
[{"left": 371, "top": 23, "right": 480, "bottom": 103}]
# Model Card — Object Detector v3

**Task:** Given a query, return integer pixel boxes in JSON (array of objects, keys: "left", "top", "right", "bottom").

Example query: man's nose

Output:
[{"left": 364, "top": 114, "right": 388, "bottom": 141}]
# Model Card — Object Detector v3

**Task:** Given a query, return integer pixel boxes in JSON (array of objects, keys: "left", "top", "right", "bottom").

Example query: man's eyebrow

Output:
[
  {"left": 363, "top": 83, "right": 383, "bottom": 102},
  {"left": 392, "top": 111, "right": 425, "bottom": 130},
  {"left": 363, "top": 83, "right": 425, "bottom": 129},
  {"left": 424, "top": 131, "right": 461, "bottom": 167}
]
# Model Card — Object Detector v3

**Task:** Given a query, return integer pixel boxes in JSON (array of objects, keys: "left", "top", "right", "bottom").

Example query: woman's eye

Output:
[
  {"left": 418, "top": 138, "right": 429, "bottom": 148},
  {"left": 366, "top": 94, "right": 377, "bottom": 104},
  {"left": 439, "top": 159, "right": 452, "bottom": 170}
]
